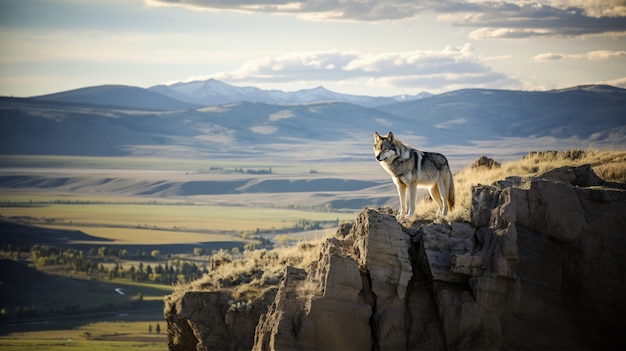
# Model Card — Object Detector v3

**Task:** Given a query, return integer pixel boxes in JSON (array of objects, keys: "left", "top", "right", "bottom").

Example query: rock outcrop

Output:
[
  {"left": 470, "top": 155, "right": 501, "bottom": 169},
  {"left": 164, "top": 165, "right": 625, "bottom": 350}
]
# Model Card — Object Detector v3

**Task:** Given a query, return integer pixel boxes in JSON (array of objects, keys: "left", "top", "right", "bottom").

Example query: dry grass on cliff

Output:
[
  {"left": 416, "top": 148, "right": 626, "bottom": 222},
  {"left": 171, "top": 236, "right": 329, "bottom": 300}
]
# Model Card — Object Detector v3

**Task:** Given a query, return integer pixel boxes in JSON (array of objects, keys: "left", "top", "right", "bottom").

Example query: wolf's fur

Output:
[{"left": 374, "top": 131, "right": 455, "bottom": 220}]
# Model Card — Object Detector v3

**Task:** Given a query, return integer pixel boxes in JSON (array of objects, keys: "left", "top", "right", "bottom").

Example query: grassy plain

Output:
[
  {"left": 0, "top": 155, "right": 271, "bottom": 171},
  {"left": 0, "top": 201, "right": 355, "bottom": 233},
  {"left": 0, "top": 337, "right": 165, "bottom": 351},
  {"left": 0, "top": 154, "right": 378, "bottom": 176},
  {"left": 0, "top": 278, "right": 171, "bottom": 351},
  {"left": 0, "top": 316, "right": 167, "bottom": 351}
]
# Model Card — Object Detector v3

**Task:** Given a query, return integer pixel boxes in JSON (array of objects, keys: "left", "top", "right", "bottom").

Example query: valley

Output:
[
  {"left": 0, "top": 82, "right": 623, "bottom": 350},
  {"left": 0, "top": 157, "right": 372, "bottom": 351}
]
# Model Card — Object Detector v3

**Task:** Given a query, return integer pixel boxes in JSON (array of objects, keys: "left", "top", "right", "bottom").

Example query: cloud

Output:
[
  {"left": 451, "top": 1, "right": 626, "bottom": 39},
  {"left": 599, "top": 76, "right": 626, "bottom": 88},
  {"left": 369, "top": 71, "right": 518, "bottom": 91},
  {"left": 146, "top": 0, "right": 430, "bottom": 21},
  {"left": 434, "top": 118, "right": 467, "bottom": 129},
  {"left": 147, "top": 0, "right": 626, "bottom": 38},
  {"left": 180, "top": 45, "right": 520, "bottom": 93},
  {"left": 533, "top": 50, "right": 626, "bottom": 61},
  {"left": 548, "top": 0, "right": 626, "bottom": 17},
  {"left": 0, "top": 30, "right": 221, "bottom": 65}
]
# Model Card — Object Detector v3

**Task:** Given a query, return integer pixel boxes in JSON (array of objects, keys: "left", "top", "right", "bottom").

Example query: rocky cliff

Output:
[{"left": 164, "top": 165, "right": 625, "bottom": 350}]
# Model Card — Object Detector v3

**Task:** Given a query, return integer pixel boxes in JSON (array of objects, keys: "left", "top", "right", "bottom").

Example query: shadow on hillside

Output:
[{"left": 0, "top": 219, "right": 243, "bottom": 255}]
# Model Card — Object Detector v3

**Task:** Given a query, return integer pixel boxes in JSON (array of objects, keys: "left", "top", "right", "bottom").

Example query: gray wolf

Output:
[{"left": 373, "top": 131, "right": 455, "bottom": 220}]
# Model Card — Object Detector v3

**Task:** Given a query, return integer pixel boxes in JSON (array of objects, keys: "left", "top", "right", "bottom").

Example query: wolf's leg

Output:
[
  {"left": 437, "top": 178, "right": 448, "bottom": 217},
  {"left": 407, "top": 184, "right": 417, "bottom": 218},
  {"left": 395, "top": 181, "right": 407, "bottom": 220},
  {"left": 429, "top": 184, "right": 443, "bottom": 216}
]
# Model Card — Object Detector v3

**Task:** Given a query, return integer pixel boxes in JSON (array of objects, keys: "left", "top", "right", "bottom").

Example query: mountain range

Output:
[
  {"left": 34, "top": 79, "right": 431, "bottom": 110},
  {"left": 0, "top": 81, "right": 624, "bottom": 164}
]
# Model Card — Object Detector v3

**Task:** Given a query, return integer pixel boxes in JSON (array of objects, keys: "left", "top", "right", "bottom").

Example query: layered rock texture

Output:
[{"left": 164, "top": 165, "right": 625, "bottom": 350}]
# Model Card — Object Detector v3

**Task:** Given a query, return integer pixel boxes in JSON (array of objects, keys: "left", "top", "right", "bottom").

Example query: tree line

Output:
[{"left": 29, "top": 245, "right": 208, "bottom": 284}]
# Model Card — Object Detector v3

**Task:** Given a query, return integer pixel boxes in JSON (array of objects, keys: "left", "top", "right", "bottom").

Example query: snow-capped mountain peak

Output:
[{"left": 149, "top": 79, "right": 430, "bottom": 107}]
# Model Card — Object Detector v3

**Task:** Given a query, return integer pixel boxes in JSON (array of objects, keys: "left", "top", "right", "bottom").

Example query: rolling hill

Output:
[
  {"left": 33, "top": 84, "right": 200, "bottom": 110},
  {"left": 378, "top": 85, "right": 625, "bottom": 145},
  {"left": 0, "top": 84, "right": 624, "bottom": 161}
]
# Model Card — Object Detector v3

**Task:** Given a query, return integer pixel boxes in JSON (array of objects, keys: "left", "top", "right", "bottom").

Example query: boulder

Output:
[
  {"left": 540, "top": 164, "right": 604, "bottom": 186},
  {"left": 471, "top": 155, "right": 501, "bottom": 169}
]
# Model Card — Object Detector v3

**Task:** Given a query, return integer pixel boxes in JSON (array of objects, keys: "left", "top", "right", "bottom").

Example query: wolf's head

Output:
[{"left": 373, "top": 131, "right": 399, "bottom": 162}]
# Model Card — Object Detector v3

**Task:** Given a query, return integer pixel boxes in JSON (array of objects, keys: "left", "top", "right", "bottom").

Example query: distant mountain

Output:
[
  {"left": 0, "top": 97, "right": 407, "bottom": 159},
  {"left": 33, "top": 85, "right": 200, "bottom": 111},
  {"left": 149, "top": 79, "right": 430, "bottom": 107},
  {"left": 378, "top": 85, "right": 626, "bottom": 146},
  {"left": 30, "top": 81, "right": 431, "bottom": 110},
  {"left": 1, "top": 85, "right": 623, "bottom": 161}
]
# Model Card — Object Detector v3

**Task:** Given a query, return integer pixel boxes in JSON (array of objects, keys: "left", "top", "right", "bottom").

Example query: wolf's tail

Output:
[{"left": 447, "top": 170, "right": 455, "bottom": 210}]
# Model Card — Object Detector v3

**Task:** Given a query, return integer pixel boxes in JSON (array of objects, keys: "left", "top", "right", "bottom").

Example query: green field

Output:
[
  {"left": 0, "top": 202, "right": 355, "bottom": 233},
  {"left": 0, "top": 277, "right": 171, "bottom": 351},
  {"left": 0, "top": 338, "right": 165, "bottom": 351},
  {"left": 0, "top": 154, "right": 279, "bottom": 171},
  {"left": 0, "top": 155, "right": 376, "bottom": 176},
  {"left": 0, "top": 315, "right": 167, "bottom": 351}
]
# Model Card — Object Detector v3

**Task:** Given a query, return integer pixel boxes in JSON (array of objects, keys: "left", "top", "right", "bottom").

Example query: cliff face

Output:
[{"left": 164, "top": 165, "right": 625, "bottom": 350}]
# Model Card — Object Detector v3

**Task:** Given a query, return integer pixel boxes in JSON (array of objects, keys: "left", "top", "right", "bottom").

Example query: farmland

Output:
[
  {"left": 0, "top": 199, "right": 355, "bottom": 233},
  {"left": 1, "top": 309, "right": 167, "bottom": 351}
]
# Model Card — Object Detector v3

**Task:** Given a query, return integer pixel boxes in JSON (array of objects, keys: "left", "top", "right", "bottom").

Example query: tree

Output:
[
  {"left": 156, "top": 323, "right": 161, "bottom": 334},
  {"left": 148, "top": 324, "right": 153, "bottom": 333},
  {"left": 155, "top": 264, "right": 164, "bottom": 274},
  {"left": 151, "top": 250, "right": 160, "bottom": 259}
]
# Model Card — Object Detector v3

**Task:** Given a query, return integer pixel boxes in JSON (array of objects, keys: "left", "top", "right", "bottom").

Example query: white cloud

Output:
[
  {"left": 368, "top": 72, "right": 518, "bottom": 92},
  {"left": 434, "top": 118, "right": 467, "bottom": 129},
  {"left": 599, "top": 76, "right": 626, "bottom": 88},
  {"left": 146, "top": 0, "right": 429, "bottom": 21},
  {"left": 179, "top": 45, "right": 521, "bottom": 93},
  {"left": 469, "top": 27, "right": 554, "bottom": 40},
  {"left": 533, "top": 50, "right": 626, "bottom": 61},
  {"left": 446, "top": 1, "right": 626, "bottom": 39},
  {"left": 147, "top": 0, "right": 626, "bottom": 38},
  {"left": 547, "top": 0, "right": 626, "bottom": 17}
]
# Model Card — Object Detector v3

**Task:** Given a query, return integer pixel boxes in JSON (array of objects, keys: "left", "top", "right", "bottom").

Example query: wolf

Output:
[{"left": 373, "top": 131, "right": 455, "bottom": 220}]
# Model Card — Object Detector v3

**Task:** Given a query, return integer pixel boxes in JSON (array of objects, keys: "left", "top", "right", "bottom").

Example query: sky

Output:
[{"left": 1, "top": 0, "right": 625, "bottom": 97}]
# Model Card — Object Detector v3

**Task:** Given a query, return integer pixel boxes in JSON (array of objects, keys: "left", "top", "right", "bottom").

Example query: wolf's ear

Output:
[
  {"left": 374, "top": 132, "right": 381, "bottom": 141},
  {"left": 387, "top": 131, "right": 394, "bottom": 140}
]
